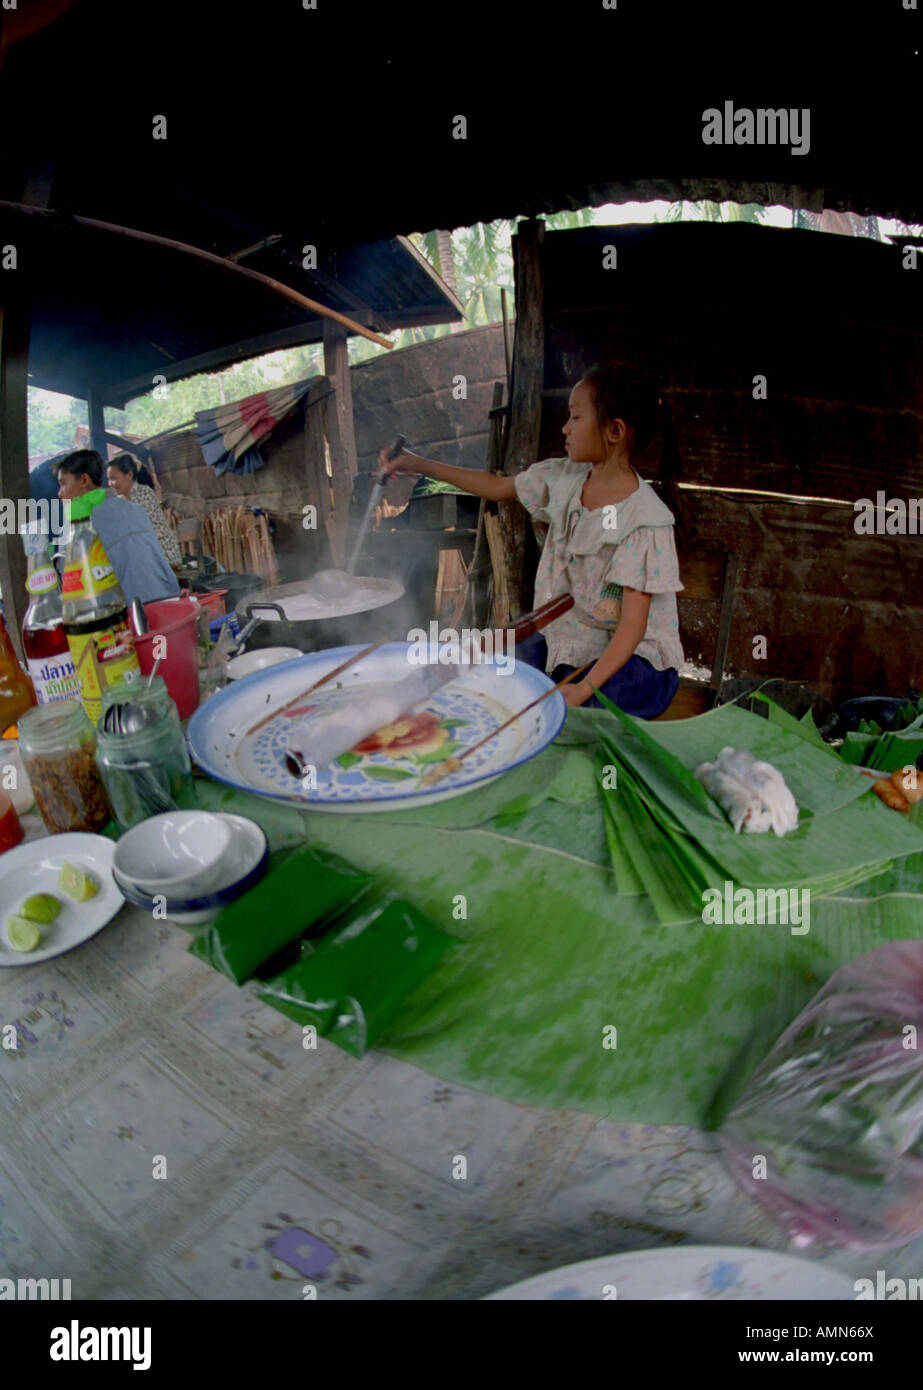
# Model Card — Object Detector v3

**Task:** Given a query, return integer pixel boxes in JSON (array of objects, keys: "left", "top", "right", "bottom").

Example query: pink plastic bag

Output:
[{"left": 719, "top": 940, "right": 923, "bottom": 1250}]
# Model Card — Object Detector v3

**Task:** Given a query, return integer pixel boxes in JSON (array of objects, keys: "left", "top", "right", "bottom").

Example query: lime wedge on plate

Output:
[
  {"left": 59, "top": 864, "right": 99, "bottom": 902},
  {"left": 6, "top": 914, "right": 40, "bottom": 952},
  {"left": 20, "top": 892, "right": 61, "bottom": 924}
]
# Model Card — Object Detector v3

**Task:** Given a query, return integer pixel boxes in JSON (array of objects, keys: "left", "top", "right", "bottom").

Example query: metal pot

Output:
[
  {"left": 192, "top": 571, "right": 263, "bottom": 614},
  {"left": 236, "top": 575, "right": 408, "bottom": 653}
]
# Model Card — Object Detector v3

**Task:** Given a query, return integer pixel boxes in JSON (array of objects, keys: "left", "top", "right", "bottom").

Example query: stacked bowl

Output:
[{"left": 112, "top": 811, "right": 269, "bottom": 924}]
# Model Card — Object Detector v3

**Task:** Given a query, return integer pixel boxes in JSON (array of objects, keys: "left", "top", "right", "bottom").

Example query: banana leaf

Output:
[
  {"left": 257, "top": 895, "right": 455, "bottom": 1057},
  {"left": 749, "top": 692, "right": 830, "bottom": 751},
  {"left": 189, "top": 754, "right": 923, "bottom": 1127},
  {"left": 592, "top": 694, "right": 923, "bottom": 903},
  {"left": 189, "top": 845, "right": 374, "bottom": 984}
]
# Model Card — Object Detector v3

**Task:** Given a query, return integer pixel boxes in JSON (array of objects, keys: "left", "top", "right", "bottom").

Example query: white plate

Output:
[
  {"left": 485, "top": 1246, "right": 857, "bottom": 1301},
  {"left": 186, "top": 642, "right": 565, "bottom": 814},
  {"left": 225, "top": 648, "right": 303, "bottom": 680},
  {"left": 0, "top": 834, "right": 124, "bottom": 967}
]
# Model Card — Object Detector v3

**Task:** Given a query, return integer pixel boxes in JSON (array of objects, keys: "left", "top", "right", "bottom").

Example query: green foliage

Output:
[
  {"left": 656, "top": 200, "right": 768, "bottom": 225},
  {"left": 27, "top": 391, "right": 87, "bottom": 457}
]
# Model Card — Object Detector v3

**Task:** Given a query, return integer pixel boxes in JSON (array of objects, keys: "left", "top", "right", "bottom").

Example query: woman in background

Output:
[
  {"left": 136, "top": 460, "right": 162, "bottom": 498},
  {"left": 107, "top": 454, "right": 182, "bottom": 570}
]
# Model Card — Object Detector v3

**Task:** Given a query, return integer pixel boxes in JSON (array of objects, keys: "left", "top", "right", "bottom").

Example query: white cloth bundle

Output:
[
  {"left": 695, "top": 746, "right": 799, "bottom": 836},
  {"left": 286, "top": 662, "right": 460, "bottom": 775}
]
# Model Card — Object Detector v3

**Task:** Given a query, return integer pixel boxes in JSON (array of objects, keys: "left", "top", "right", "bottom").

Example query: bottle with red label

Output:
[
  {"left": 60, "top": 489, "right": 141, "bottom": 727},
  {"left": 21, "top": 526, "right": 80, "bottom": 705}
]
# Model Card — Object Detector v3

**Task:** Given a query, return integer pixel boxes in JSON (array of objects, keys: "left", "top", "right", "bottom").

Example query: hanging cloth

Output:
[{"left": 194, "top": 376, "right": 318, "bottom": 477}]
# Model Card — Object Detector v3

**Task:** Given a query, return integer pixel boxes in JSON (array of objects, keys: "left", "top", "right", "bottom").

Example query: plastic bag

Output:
[{"left": 718, "top": 941, "right": 923, "bottom": 1249}]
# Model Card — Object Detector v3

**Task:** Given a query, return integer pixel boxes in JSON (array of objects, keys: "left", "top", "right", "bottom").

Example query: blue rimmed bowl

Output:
[{"left": 111, "top": 814, "right": 269, "bottom": 924}]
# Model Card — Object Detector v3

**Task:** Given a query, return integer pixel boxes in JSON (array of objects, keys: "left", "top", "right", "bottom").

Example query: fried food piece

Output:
[
  {"left": 891, "top": 767, "right": 923, "bottom": 805},
  {"left": 873, "top": 777, "right": 909, "bottom": 812}
]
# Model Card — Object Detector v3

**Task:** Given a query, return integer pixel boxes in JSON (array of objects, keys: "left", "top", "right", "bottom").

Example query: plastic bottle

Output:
[
  {"left": 60, "top": 489, "right": 141, "bottom": 726},
  {"left": 21, "top": 527, "right": 80, "bottom": 705}
]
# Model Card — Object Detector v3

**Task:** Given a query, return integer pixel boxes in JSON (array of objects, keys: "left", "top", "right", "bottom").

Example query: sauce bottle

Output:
[
  {"left": 60, "top": 489, "right": 141, "bottom": 726},
  {"left": 0, "top": 788, "right": 23, "bottom": 854},
  {"left": 0, "top": 612, "right": 37, "bottom": 739},
  {"left": 21, "top": 527, "right": 80, "bottom": 705}
]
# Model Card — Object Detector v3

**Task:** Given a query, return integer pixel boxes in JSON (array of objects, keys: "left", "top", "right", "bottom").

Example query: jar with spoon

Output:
[{"left": 95, "top": 671, "right": 194, "bottom": 831}]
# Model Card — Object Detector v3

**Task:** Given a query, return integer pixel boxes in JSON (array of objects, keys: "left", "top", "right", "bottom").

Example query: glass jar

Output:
[
  {"left": 18, "top": 700, "right": 111, "bottom": 834},
  {"left": 95, "top": 676, "right": 193, "bottom": 831}
]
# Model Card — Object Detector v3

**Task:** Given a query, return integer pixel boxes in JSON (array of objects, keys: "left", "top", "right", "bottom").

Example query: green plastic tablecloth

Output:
[{"left": 190, "top": 711, "right": 923, "bottom": 1129}]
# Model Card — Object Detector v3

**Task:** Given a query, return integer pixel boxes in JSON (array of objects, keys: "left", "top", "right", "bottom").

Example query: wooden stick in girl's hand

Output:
[{"left": 346, "top": 434, "right": 406, "bottom": 576}]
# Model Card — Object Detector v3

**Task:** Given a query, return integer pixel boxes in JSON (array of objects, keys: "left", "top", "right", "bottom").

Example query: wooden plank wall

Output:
[
  {"left": 350, "top": 322, "right": 508, "bottom": 478},
  {"left": 532, "top": 221, "right": 923, "bottom": 700}
]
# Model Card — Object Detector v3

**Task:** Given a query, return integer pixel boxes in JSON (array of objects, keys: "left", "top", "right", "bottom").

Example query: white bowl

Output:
[
  {"left": 111, "top": 815, "right": 269, "bottom": 926},
  {"left": 113, "top": 811, "right": 233, "bottom": 898},
  {"left": 225, "top": 647, "right": 303, "bottom": 680}
]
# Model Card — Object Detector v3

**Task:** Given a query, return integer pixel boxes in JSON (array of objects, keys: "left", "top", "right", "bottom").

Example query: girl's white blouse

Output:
[{"left": 513, "top": 457, "right": 685, "bottom": 674}]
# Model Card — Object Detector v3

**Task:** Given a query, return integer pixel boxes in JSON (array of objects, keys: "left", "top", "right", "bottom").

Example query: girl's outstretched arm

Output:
[
  {"left": 377, "top": 445, "right": 517, "bottom": 502},
  {"left": 563, "top": 588, "right": 652, "bottom": 708}
]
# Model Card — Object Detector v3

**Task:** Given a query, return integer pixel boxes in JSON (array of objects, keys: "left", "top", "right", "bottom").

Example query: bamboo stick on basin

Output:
[
  {"left": 421, "top": 662, "right": 593, "bottom": 787},
  {"left": 245, "top": 641, "right": 387, "bottom": 738}
]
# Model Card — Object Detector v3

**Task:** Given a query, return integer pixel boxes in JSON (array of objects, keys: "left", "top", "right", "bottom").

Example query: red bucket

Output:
[{"left": 136, "top": 597, "right": 201, "bottom": 719}]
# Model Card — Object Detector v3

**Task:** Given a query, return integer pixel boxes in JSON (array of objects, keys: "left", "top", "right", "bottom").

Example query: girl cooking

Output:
[{"left": 377, "top": 364, "right": 685, "bottom": 715}]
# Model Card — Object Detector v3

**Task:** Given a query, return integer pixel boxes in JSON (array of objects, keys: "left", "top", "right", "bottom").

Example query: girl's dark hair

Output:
[
  {"left": 108, "top": 453, "right": 137, "bottom": 480},
  {"left": 136, "top": 463, "right": 155, "bottom": 489},
  {"left": 579, "top": 363, "right": 686, "bottom": 545}
]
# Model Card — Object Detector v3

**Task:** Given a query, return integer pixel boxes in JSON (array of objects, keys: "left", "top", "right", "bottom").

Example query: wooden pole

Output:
[
  {"left": 322, "top": 320, "right": 359, "bottom": 570},
  {"left": 0, "top": 295, "right": 32, "bottom": 662},
  {"left": 465, "top": 379, "right": 505, "bottom": 629},
  {"left": 87, "top": 387, "right": 107, "bottom": 460},
  {"left": 500, "top": 287, "right": 511, "bottom": 397},
  {"left": 499, "top": 217, "right": 545, "bottom": 620},
  {"left": 0, "top": 200, "right": 395, "bottom": 351}
]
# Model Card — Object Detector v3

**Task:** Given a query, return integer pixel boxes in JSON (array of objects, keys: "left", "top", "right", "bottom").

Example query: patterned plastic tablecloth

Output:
[{"left": 2, "top": 798, "right": 922, "bottom": 1301}]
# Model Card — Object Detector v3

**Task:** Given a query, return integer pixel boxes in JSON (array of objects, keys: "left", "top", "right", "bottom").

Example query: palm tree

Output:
[{"left": 658, "top": 200, "right": 767, "bottom": 225}]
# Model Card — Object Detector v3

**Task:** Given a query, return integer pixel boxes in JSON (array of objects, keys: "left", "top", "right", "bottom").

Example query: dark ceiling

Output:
[
  {"left": 2, "top": 0, "right": 920, "bottom": 247},
  {"left": 0, "top": 0, "right": 920, "bottom": 410}
]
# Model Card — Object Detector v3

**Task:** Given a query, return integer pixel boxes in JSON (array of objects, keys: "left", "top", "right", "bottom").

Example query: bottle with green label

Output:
[
  {"left": 21, "top": 526, "right": 80, "bottom": 705},
  {"left": 60, "top": 489, "right": 141, "bottom": 726}
]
